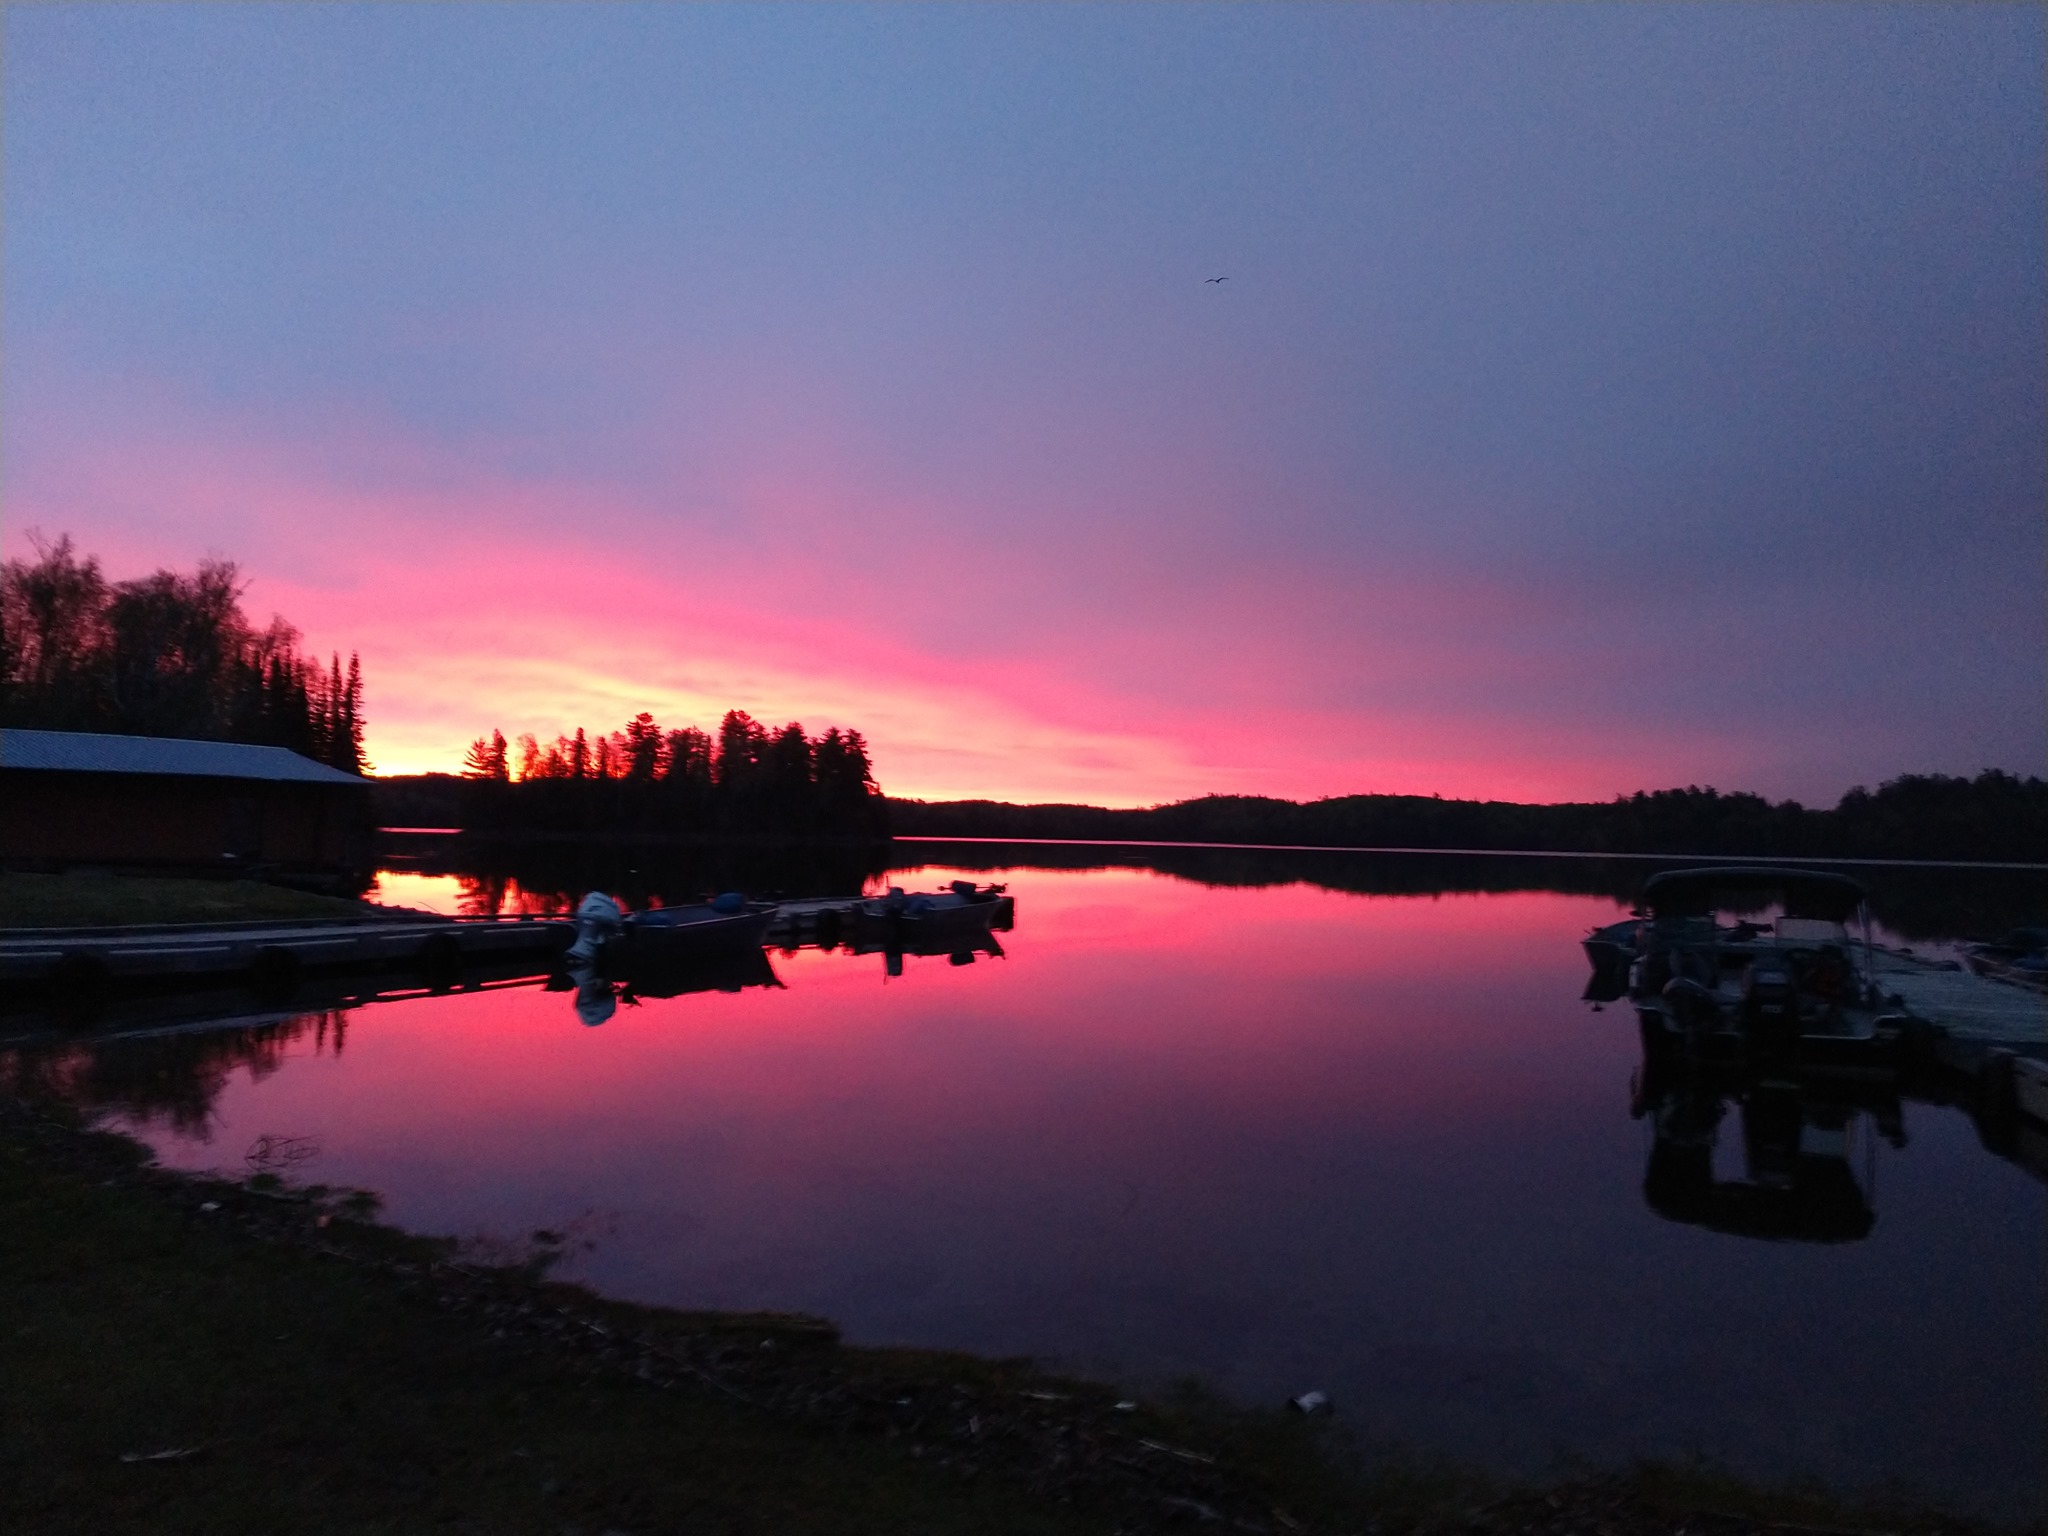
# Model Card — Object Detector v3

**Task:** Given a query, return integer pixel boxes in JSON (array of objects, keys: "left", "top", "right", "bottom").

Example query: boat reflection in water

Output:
[
  {"left": 1630, "top": 1048, "right": 1895, "bottom": 1243},
  {"left": 560, "top": 920, "right": 1005, "bottom": 1021},
  {"left": 557, "top": 946, "right": 784, "bottom": 1028},
  {"left": 1584, "top": 866, "right": 2047, "bottom": 1225},
  {"left": 848, "top": 929, "right": 1005, "bottom": 978}
]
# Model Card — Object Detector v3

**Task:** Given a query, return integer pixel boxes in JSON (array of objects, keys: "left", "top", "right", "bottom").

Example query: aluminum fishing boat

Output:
[
  {"left": 850, "top": 881, "right": 1012, "bottom": 947},
  {"left": 564, "top": 891, "right": 775, "bottom": 971}
]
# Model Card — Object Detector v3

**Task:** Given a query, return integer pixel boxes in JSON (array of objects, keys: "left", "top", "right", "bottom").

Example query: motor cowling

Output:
[
  {"left": 565, "top": 891, "right": 624, "bottom": 963},
  {"left": 1742, "top": 960, "right": 1795, "bottom": 1019}
]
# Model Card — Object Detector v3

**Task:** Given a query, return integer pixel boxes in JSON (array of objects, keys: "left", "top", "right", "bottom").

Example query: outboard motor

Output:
[
  {"left": 1742, "top": 957, "right": 1799, "bottom": 1056},
  {"left": 1742, "top": 958, "right": 1796, "bottom": 1022},
  {"left": 571, "top": 970, "right": 618, "bottom": 1027},
  {"left": 565, "top": 891, "right": 624, "bottom": 964}
]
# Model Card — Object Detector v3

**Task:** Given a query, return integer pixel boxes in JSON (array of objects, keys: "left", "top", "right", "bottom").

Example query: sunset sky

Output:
[{"left": 5, "top": 3, "right": 2041, "bottom": 805}]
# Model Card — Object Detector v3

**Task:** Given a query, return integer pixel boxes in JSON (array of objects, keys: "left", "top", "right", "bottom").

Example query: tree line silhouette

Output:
[
  {"left": 0, "top": 534, "right": 367, "bottom": 773},
  {"left": 889, "top": 774, "right": 2048, "bottom": 864},
  {"left": 895, "top": 842, "right": 2044, "bottom": 941},
  {"left": 448, "top": 709, "right": 888, "bottom": 839},
  {"left": 0, "top": 1010, "right": 340, "bottom": 1138}
]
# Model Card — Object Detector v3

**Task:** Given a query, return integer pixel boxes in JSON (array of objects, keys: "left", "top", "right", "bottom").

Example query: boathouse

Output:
[{"left": 0, "top": 729, "right": 373, "bottom": 888}]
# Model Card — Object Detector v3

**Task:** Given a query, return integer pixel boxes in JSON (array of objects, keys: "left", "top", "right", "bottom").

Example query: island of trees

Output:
[
  {"left": 407, "top": 711, "right": 890, "bottom": 840},
  {"left": 0, "top": 535, "right": 367, "bottom": 773}
]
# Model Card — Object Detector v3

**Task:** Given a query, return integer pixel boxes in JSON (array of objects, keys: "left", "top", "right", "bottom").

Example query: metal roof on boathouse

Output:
[{"left": 0, "top": 728, "right": 364, "bottom": 786}]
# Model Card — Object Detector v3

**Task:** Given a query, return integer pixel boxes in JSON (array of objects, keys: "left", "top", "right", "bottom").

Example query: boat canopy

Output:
[{"left": 1640, "top": 866, "right": 1867, "bottom": 921}]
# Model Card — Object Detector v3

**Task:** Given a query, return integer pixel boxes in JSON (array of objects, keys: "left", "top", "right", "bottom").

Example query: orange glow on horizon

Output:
[{"left": 6, "top": 418, "right": 1749, "bottom": 808}]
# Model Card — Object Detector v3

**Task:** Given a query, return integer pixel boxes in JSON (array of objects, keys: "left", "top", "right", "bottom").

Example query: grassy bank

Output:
[
  {"left": 1, "top": 1099, "right": 2021, "bottom": 1536},
  {"left": 0, "top": 872, "right": 377, "bottom": 929}
]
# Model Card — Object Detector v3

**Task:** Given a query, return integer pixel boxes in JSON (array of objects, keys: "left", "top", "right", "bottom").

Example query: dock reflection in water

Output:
[{"left": 3, "top": 857, "right": 2041, "bottom": 1518}]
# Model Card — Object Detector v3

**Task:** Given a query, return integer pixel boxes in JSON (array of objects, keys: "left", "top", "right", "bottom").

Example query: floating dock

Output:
[
  {"left": 0, "top": 888, "right": 1020, "bottom": 994},
  {"left": 1869, "top": 947, "right": 2047, "bottom": 1070},
  {"left": 762, "top": 897, "right": 864, "bottom": 949},
  {"left": 0, "top": 913, "right": 572, "bottom": 992}
]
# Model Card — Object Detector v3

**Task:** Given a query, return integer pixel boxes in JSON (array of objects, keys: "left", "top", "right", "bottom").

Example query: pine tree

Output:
[
  {"left": 622, "top": 712, "right": 663, "bottom": 780},
  {"left": 326, "top": 655, "right": 345, "bottom": 769},
  {"left": 0, "top": 536, "right": 370, "bottom": 762},
  {"left": 342, "top": 652, "right": 367, "bottom": 773}
]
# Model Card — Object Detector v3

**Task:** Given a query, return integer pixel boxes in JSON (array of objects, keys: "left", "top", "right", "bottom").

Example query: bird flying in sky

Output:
[{"left": 1205, "top": 276, "right": 1228, "bottom": 283}]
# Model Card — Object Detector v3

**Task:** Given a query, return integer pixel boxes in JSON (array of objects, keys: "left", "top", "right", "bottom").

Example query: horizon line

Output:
[{"left": 890, "top": 836, "right": 2048, "bottom": 872}]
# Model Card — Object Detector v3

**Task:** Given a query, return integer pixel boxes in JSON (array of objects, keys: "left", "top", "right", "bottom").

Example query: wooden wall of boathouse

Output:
[{"left": 0, "top": 730, "right": 373, "bottom": 890}]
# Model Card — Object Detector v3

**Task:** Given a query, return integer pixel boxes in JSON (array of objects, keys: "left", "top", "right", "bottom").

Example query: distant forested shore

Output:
[
  {"left": 371, "top": 771, "right": 2048, "bottom": 863},
  {"left": 886, "top": 775, "right": 2048, "bottom": 863}
]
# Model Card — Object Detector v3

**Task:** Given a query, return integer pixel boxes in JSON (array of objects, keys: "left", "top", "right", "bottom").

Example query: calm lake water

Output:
[{"left": 21, "top": 849, "right": 2048, "bottom": 1516}]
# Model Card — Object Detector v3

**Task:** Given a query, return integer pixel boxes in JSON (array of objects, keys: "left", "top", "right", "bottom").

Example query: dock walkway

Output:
[
  {"left": 0, "top": 913, "right": 570, "bottom": 987},
  {"left": 2, "top": 885, "right": 1017, "bottom": 992},
  {"left": 762, "top": 897, "right": 864, "bottom": 948},
  {"left": 1869, "top": 949, "right": 2046, "bottom": 1069}
]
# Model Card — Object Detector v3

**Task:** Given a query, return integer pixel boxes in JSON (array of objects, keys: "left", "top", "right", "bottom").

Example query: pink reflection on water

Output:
[
  {"left": 107, "top": 866, "right": 2045, "bottom": 1512},
  {"left": 370, "top": 869, "right": 570, "bottom": 918},
  {"left": 139, "top": 867, "right": 1599, "bottom": 1149},
  {"left": 367, "top": 870, "right": 470, "bottom": 915},
  {"left": 134, "top": 868, "right": 1617, "bottom": 1290}
]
